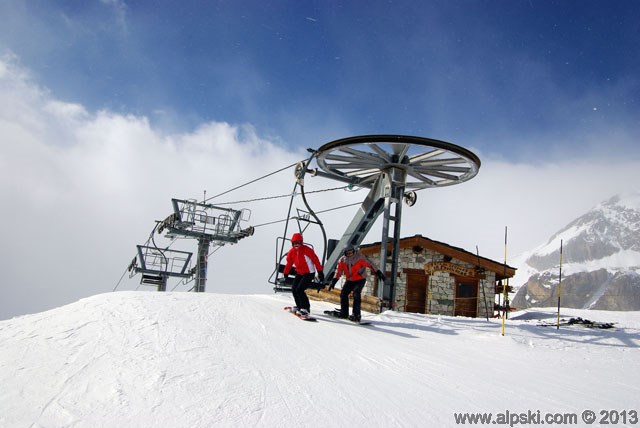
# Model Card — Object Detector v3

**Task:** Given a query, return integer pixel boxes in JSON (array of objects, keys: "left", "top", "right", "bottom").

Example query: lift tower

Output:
[
  {"left": 131, "top": 198, "right": 254, "bottom": 292},
  {"left": 305, "top": 135, "right": 480, "bottom": 308}
]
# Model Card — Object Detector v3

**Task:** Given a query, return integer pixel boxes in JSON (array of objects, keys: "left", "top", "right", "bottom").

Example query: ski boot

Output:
[{"left": 325, "top": 310, "right": 348, "bottom": 319}]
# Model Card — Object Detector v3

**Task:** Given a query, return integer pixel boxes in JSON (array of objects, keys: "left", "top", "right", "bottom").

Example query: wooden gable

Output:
[{"left": 358, "top": 234, "right": 517, "bottom": 280}]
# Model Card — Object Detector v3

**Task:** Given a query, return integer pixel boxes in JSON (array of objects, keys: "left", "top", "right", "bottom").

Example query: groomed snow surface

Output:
[{"left": 1, "top": 292, "right": 639, "bottom": 428}]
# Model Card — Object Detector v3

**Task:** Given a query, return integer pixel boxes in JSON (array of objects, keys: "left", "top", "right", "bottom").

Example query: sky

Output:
[{"left": 1, "top": 0, "right": 639, "bottom": 320}]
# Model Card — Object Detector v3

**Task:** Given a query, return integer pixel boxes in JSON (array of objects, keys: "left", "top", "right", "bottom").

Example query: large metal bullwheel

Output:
[
  {"left": 315, "top": 135, "right": 480, "bottom": 190},
  {"left": 311, "top": 135, "right": 481, "bottom": 308}
]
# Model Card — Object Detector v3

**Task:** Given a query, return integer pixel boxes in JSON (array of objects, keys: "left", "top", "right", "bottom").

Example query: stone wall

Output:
[{"left": 363, "top": 246, "right": 496, "bottom": 318}]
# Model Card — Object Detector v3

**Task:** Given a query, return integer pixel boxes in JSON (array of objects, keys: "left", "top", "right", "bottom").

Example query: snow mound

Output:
[{"left": 1, "top": 292, "right": 639, "bottom": 427}]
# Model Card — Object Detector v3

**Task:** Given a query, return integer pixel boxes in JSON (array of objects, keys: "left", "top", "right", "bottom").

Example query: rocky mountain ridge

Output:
[{"left": 512, "top": 194, "right": 640, "bottom": 311}]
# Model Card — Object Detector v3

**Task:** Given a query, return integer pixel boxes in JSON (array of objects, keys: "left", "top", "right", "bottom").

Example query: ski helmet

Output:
[
  {"left": 344, "top": 244, "right": 355, "bottom": 255},
  {"left": 291, "top": 233, "right": 303, "bottom": 244}
]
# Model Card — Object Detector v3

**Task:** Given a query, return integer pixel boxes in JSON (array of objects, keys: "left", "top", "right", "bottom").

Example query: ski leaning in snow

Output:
[
  {"left": 323, "top": 310, "right": 372, "bottom": 326},
  {"left": 283, "top": 306, "right": 317, "bottom": 322}
]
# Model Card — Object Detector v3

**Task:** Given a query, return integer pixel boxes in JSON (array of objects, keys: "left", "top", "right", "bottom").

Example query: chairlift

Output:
[
  {"left": 268, "top": 212, "right": 326, "bottom": 293},
  {"left": 130, "top": 198, "right": 254, "bottom": 293},
  {"left": 268, "top": 152, "right": 329, "bottom": 293}
]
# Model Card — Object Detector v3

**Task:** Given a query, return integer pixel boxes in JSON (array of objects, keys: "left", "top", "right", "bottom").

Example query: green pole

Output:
[
  {"left": 501, "top": 226, "right": 508, "bottom": 336},
  {"left": 556, "top": 239, "right": 563, "bottom": 329}
]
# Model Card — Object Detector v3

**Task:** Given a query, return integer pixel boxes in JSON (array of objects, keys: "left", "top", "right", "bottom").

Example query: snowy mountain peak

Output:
[
  {"left": 602, "top": 192, "right": 640, "bottom": 212},
  {"left": 526, "top": 192, "right": 640, "bottom": 271},
  {"left": 513, "top": 193, "right": 640, "bottom": 311}
]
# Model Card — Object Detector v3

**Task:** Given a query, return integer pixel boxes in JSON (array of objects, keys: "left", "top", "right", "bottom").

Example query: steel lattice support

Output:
[
  {"left": 377, "top": 167, "right": 406, "bottom": 303},
  {"left": 194, "top": 238, "right": 210, "bottom": 292}
]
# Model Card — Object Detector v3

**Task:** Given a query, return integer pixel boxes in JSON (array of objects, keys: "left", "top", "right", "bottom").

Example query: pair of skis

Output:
[{"left": 283, "top": 307, "right": 371, "bottom": 325}]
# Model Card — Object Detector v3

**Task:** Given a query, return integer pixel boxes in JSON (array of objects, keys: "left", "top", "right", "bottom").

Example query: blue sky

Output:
[
  {"left": 1, "top": 1, "right": 640, "bottom": 319},
  {"left": 2, "top": 0, "right": 638, "bottom": 158}
]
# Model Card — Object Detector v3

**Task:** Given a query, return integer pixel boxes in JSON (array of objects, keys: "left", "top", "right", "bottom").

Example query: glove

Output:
[
  {"left": 317, "top": 271, "right": 325, "bottom": 283},
  {"left": 329, "top": 278, "right": 338, "bottom": 291},
  {"left": 375, "top": 269, "right": 386, "bottom": 281}
]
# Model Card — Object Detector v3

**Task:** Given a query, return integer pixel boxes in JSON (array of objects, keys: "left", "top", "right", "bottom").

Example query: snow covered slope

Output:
[
  {"left": 1, "top": 292, "right": 639, "bottom": 427},
  {"left": 513, "top": 193, "right": 640, "bottom": 310}
]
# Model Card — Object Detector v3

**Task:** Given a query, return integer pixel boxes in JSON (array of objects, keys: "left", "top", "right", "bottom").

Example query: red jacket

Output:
[
  {"left": 335, "top": 253, "right": 376, "bottom": 282},
  {"left": 284, "top": 244, "right": 323, "bottom": 276}
]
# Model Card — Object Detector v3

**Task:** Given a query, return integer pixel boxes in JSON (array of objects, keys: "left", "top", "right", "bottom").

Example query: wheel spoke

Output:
[
  {"left": 368, "top": 144, "right": 393, "bottom": 162},
  {"left": 414, "top": 165, "right": 471, "bottom": 173},
  {"left": 406, "top": 170, "right": 438, "bottom": 186},
  {"left": 344, "top": 168, "right": 381, "bottom": 178},
  {"left": 409, "top": 148, "right": 445, "bottom": 162},
  {"left": 339, "top": 147, "right": 386, "bottom": 164},
  {"left": 414, "top": 157, "right": 468, "bottom": 166},
  {"left": 324, "top": 153, "right": 382, "bottom": 167},
  {"left": 409, "top": 167, "right": 461, "bottom": 181}
]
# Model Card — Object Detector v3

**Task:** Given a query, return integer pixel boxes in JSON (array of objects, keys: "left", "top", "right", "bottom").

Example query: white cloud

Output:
[
  {"left": 0, "top": 57, "right": 305, "bottom": 319},
  {"left": 2, "top": 56, "right": 639, "bottom": 320}
]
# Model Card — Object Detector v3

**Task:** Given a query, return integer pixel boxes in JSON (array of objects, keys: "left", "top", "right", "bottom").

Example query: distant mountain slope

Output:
[{"left": 513, "top": 193, "right": 640, "bottom": 310}]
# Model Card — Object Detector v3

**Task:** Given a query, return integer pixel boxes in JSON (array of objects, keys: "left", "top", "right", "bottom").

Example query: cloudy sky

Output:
[{"left": 1, "top": 1, "right": 639, "bottom": 319}]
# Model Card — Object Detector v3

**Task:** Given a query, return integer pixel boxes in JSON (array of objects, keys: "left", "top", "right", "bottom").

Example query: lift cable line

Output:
[
  {"left": 211, "top": 185, "right": 353, "bottom": 206},
  {"left": 252, "top": 201, "right": 363, "bottom": 228},
  {"left": 113, "top": 266, "right": 130, "bottom": 292},
  {"left": 201, "top": 161, "right": 301, "bottom": 203}
]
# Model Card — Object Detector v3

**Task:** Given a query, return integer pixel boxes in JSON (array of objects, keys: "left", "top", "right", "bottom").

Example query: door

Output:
[
  {"left": 455, "top": 277, "right": 478, "bottom": 317},
  {"left": 405, "top": 270, "right": 427, "bottom": 313}
]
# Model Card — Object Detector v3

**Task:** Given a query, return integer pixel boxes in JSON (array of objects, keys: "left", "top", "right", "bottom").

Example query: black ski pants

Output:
[
  {"left": 340, "top": 278, "right": 367, "bottom": 317},
  {"left": 292, "top": 273, "right": 314, "bottom": 311}
]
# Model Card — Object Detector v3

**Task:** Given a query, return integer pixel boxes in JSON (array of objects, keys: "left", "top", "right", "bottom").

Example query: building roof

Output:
[{"left": 358, "top": 234, "right": 517, "bottom": 280}]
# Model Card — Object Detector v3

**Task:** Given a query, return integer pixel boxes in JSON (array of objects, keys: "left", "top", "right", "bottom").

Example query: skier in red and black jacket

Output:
[
  {"left": 329, "top": 244, "right": 385, "bottom": 322},
  {"left": 283, "top": 233, "right": 324, "bottom": 316}
]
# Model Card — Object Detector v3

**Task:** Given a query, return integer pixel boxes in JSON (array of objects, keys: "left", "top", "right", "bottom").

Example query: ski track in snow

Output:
[{"left": 0, "top": 292, "right": 639, "bottom": 428}]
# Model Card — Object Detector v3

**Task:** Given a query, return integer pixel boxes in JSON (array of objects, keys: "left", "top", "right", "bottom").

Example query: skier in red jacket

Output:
[
  {"left": 283, "top": 233, "right": 324, "bottom": 316},
  {"left": 328, "top": 244, "right": 385, "bottom": 322}
]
